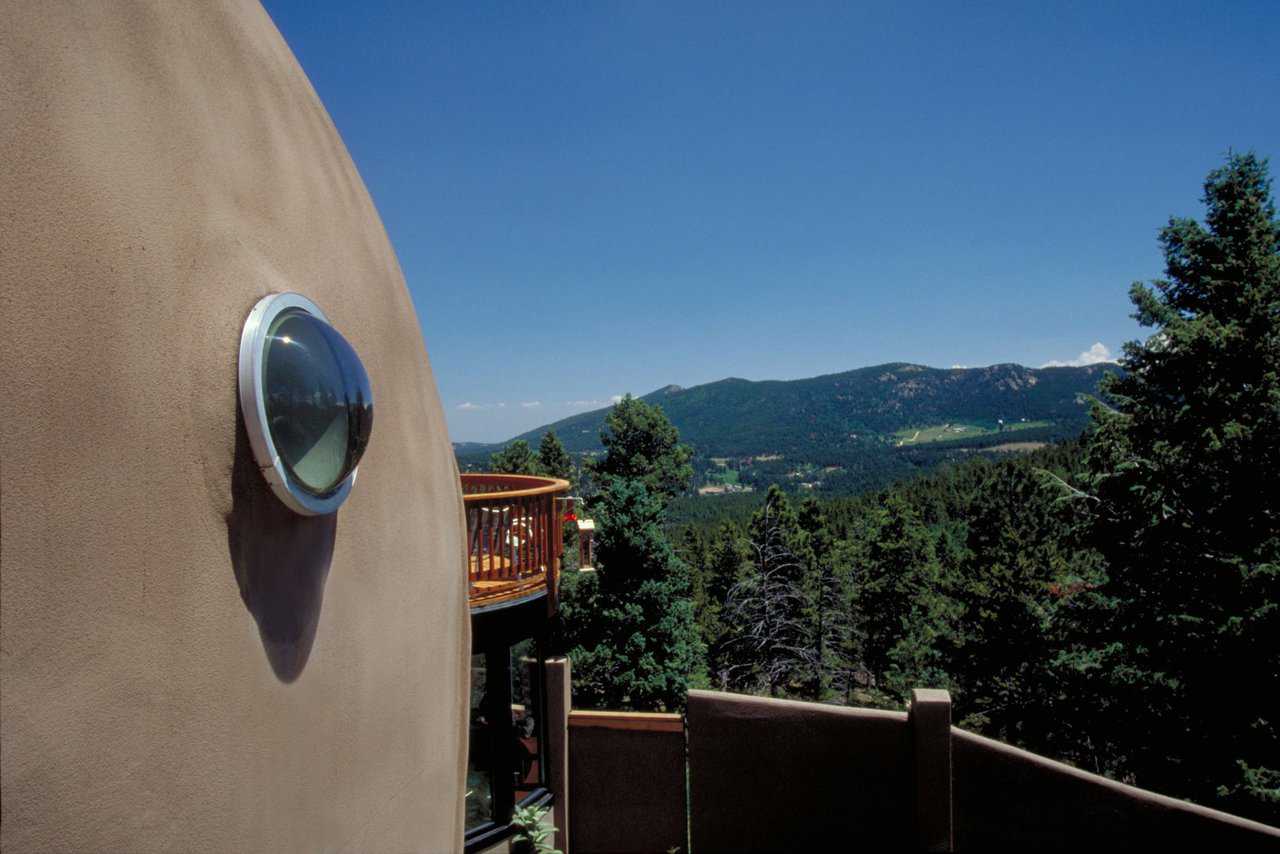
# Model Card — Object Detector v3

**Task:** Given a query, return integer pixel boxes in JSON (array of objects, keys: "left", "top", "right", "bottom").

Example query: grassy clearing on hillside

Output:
[
  {"left": 893, "top": 420, "right": 1051, "bottom": 446},
  {"left": 707, "top": 468, "right": 740, "bottom": 485}
]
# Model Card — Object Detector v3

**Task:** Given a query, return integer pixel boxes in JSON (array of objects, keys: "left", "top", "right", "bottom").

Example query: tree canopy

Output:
[
  {"left": 556, "top": 478, "right": 704, "bottom": 711},
  {"left": 537, "top": 430, "right": 574, "bottom": 482},
  {"left": 587, "top": 394, "right": 693, "bottom": 501},
  {"left": 1066, "top": 151, "right": 1280, "bottom": 819},
  {"left": 488, "top": 438, "right": 538, "bottom": 475},
  {"left": 556, "top": 396, "right": 702, "bottom": 711},
  {"left": 486, "top": 430, "right": 576, "bottom": 486}
]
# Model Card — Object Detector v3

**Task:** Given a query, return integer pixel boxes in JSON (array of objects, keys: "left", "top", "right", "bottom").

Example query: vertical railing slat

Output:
[
  {"left": 527, "top": 496, "right": 534, "bottom": 579},
  {"left": 460, "top": 474, "right": 569, "bottom": 604},
  {"left": 505, "top": 503, "right": 514, "bottom": 580},
  {"left": 519, "top": 497, "right": 528, "bottom": 577},
  {"left": 539, "top": 495, "right": 548, "bottom": 577}
]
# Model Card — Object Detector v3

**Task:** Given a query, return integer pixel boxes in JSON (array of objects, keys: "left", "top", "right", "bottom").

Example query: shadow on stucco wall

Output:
[{"left": 226, "top": 407, "right": 336, "bottom": 682}]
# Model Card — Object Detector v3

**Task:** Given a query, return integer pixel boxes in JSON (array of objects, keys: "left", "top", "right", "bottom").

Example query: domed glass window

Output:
[{"left": 239, "top": 293, "right": 373, "bottom": 515}]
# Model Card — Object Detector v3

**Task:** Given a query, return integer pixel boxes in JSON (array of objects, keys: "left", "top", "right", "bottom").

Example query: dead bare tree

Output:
[{"left": 723, "top": 487, "right": 814, "bottom": 697}]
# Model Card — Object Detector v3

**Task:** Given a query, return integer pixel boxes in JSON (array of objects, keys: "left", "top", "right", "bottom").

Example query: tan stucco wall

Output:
[
  {"left": 0, "top": 2, "right": 469, "bottom": 851},
  {"left": 687, "top": 690, "right": 912, "bottom": 853},
  {"left": 952, "top": 728, "right": 1280, "bottom": 850},
  {"left": 684, "top": 691, "right": 1279, "bottom": 851},
  {"left": 568, "top": 717, "right": 686, "bottom": 854}
]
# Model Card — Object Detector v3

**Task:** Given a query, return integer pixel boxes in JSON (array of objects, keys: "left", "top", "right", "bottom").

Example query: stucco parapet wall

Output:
[
  {"left": 951, "top": 727, "right": 1280, "bottom": 847},
  {"left": 910, "top": 688, "right": 954, "bottom": 852},
  {"left": 688, "top": 688, "right": 910, "bottom": 723},
  {"left": 568, "top": 705, "right": 687, "bottom": 854},
  {"left": 687, "top": 689, "right": 912, "bottom": 853},
  {"left": 685, "top": 690, "right": 1279, "bottom": 851}
]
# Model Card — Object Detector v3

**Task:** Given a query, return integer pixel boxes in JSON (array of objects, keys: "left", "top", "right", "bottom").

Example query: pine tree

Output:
[
  {"left": 799, "top": 497, "right": 853, "bottom": 701},
  {"left": 701, "top": 525, "right": 752, "bottom": 689},
  {"left": 1069, "top": 152, "right": 1280, "bottom": 821},
  {"left": 587, "top": 394, "right": 693, "bottom": 502},
  {"left": 537, "top": 430, "right": 574, "bottom": 482},
  {"left": 557, "top": 479, "right": 704, "bottom": 711},
  {"left": 489, "top": 439, "right": 539, "bottom": 474},
  {"left": 852, "top": 493, "right": 957, "bottom": 704},
  {"left": 949, "top": 457, "right": 1096, "bottom": 752},
  {"left": 679, "top": 526, "right": 711, "bottom": 619}
]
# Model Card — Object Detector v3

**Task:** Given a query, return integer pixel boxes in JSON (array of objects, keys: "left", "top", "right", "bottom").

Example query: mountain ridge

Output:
[{"left": 455, "top": 361, "right": 1117, "bottom": 459}]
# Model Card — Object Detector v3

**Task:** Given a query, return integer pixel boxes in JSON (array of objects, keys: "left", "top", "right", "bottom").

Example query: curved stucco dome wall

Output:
[{"left": 0, "top": 2, "right": 469, "bottom": 850}]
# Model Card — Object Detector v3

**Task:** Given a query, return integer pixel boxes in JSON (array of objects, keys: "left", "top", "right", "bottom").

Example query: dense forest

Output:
[{"left": 501, "top": 154, "right": 1279, "bottom": 825}]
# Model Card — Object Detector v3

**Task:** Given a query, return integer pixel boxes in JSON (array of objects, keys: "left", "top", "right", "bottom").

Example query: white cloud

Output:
[
  {"left": 565, "top": 399, "right": 624, "bottom": 412},
  {"left": 950, "top": 364, "right": 968, "bottom": 369},
  {"left": 521, "top": 401, "right": 542, "bottom": 408},
  {"left": 561, "top": 395, "right": 629, "bottom": 409},
  {"left": 1042, "top": 342, "right": 1115, "bottom": 368},
  {"left": 456, "top": 401, "right": 484, "bottom": 411}
]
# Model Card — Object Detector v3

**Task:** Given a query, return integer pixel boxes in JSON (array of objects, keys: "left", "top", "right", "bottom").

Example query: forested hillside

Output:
[
  {"left": 465, "top": 362, "right": 1111, "bottom": 456},
  {"left": 458, "top": 361, "right": 1115, "bottom": 497},
  {"left": 677, "top": 443, "right": 1096, "bottom": 746}
]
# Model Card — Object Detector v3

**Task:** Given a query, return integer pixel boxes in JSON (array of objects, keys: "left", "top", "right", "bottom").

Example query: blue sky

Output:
[{"left": 263, "top": 1, "right": 1279, "bottom": 442}]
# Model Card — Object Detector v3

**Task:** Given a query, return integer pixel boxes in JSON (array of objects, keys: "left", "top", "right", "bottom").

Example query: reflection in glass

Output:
[
  {"left": 262, "top": 309, "right": 372, "bottom": 496},
  {"left": 467, "top": 654, "right": 494, "bottom": 830},
  {"left": 511, "top": 639, "right": 542, "bottom": 798}
]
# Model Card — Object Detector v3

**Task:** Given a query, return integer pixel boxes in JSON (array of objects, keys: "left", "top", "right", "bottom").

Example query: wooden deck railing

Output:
[{"left": 461, "top": 473, "right": 571, "bottom": 609}]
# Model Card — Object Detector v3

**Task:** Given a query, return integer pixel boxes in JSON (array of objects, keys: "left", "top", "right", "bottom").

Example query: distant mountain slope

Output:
[{"left": 458, "top": 362, "right": 1116, "bottom": 461}]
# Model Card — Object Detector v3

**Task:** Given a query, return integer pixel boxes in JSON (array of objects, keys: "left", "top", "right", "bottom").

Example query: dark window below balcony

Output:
[{"left": 466, "top": 635, "right": 550, "bottom": 844}]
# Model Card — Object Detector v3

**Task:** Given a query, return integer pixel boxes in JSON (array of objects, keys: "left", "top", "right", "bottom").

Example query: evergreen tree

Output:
[
  {"left": 852, "top": 493, "right": 957, "bottom": 704},
  {"left": 557, "top": 479, "right": 704, "bottom": 711},
  {"left": 701, "top": 524, "right": 752, "bottom": 690},
  {"left": 537, "top": 430, "right": 574, "bottom": 482},
  {"left": 679, "top": 526, "right": 711, "bottom": 619},
  {"left": 948, "top": 458, "right": 1096, "bottom": 752},
  {"left": 587, "top": 394, "right": 693, "bottom": 502},
  {"left": 489, "top": 439, "right": 540, "bottom": 475},
  {"left": 1068, "top": 152, "right": 1279, "bottom": 821},
  {"left": 799, "top": 497, "right": 854, "bottom": 701}
]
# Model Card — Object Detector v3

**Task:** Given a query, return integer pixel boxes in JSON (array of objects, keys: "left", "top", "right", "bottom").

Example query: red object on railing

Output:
[{"left": 461, "top": 473, "right": 571, "bottom": 609}]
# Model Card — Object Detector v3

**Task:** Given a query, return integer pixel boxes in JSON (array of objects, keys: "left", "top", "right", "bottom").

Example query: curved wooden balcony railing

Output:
[{"left": 462, "top": 473, "right": 571, "bottom": 610}]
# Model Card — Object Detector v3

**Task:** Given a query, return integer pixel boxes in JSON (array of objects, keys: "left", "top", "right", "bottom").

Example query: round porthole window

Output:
[{"left": 238, "top": 293, "right": 373, "bottom": 515}]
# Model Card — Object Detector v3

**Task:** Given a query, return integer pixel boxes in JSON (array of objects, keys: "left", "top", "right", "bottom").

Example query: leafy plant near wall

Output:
[{"left": 510, "top": 804, "right": 562, "bottom": 854}]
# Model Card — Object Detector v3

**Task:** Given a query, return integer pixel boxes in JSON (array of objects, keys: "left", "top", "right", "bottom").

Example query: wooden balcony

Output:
[{"left": 462, "top": 473, "right": 571, "bottom": 611}]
